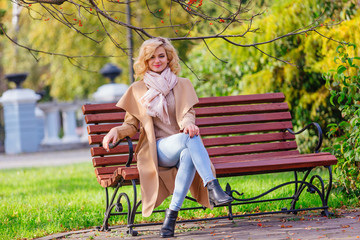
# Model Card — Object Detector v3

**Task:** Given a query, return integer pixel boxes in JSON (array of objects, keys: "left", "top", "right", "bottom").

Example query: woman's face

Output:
[{"left": 147, "top": 46, "right": 169, "bottom": 74}]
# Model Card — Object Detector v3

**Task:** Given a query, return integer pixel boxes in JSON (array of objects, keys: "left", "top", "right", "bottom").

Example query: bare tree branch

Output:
[
  {"left": 179, "top": 56, "right": 203, "bottom": 81},
  {"left": 0, "top": 25, "right": 120, "bottom": 60},
  {"left": 10, "top": 0, "right": 345, "bottom": 69},
  {"left": 202, "top": 39, "right": 228, "bottom": 63},
  {"left": 21, "top": 0, "right": 66, "bottom": 5},
  {"left": 221, "top": 27, "right": 318, "bottom": 47},
  {"left": 252, "top": 45, "right": 296, "bottom": 67},
  {"left": 314, "top": 29, "right": 347, "bottom": 45}
]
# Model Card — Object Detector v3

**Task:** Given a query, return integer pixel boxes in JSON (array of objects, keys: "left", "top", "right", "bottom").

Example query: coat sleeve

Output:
[
  {"left": 113, "top": 111, "right": 139, "bottom": 140},
  {"left": 178, "top": 107, "right": 196, "bottom": 130}
]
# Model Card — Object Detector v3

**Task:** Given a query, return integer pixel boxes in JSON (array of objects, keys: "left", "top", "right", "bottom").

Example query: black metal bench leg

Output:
[
  {"left": 290, "top": 169, "right": 312, "bottom": 214},
  {"left": 290, "top": 167, "right": 333, "bottom": 217},
  {"left": 321, "top": 166, "right": 333, "bottom": 217},
  {"left": 225, "top": 183, "right": 234, "bottom": 220},
  {"left": 100, "top": 185, "right": 121, "bottom": 231},
  {"left": 126, "top": 180, "right": 139, "bottom": 236},
  {"left": 98, "top": 181, "right": 136, "bottom": 233}
]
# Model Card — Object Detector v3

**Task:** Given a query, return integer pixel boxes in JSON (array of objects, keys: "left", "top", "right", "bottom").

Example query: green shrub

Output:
[{"left": 323, "top": 43, "right": 360, "bottom": 196}]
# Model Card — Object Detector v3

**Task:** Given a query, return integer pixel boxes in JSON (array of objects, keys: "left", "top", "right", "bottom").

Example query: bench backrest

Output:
[{"left": 83, "top": 92, "right": 298, "bottom": 185}]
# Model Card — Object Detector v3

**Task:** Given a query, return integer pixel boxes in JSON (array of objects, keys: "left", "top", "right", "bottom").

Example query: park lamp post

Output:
[
  {"left": 92, "top": 63, "right": 128, "bottom": 103},
  {"left": 100, "top": 63, "right": 123, "bottom": 83},
  {"left": 5, "top": 72, "right": 28, "bottom": 89}
]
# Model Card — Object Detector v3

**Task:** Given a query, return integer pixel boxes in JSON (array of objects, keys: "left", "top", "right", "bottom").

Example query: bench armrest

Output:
[
  {"left": 286, "top": 122, "right": 323, "bottom": 153},
  {"left": 109, "top": 136, "right": 134, "bottom": 167}
]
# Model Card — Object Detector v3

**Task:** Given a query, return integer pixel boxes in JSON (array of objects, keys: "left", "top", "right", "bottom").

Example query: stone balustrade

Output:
[
  {"left": 0, "top": 81, "right": 128, "bottom": 154},
  {"left": 37, "top": 101, "right": 89, "bottom": 151}
]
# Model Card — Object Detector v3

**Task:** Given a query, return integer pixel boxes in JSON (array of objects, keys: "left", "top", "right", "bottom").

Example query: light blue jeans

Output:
[{"left": 156, "top": 133, "right": 215, "bottom": 211}]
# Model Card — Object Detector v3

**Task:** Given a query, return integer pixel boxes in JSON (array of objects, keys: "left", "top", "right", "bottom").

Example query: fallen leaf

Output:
[{"left": 341, "top": 225, "right": 350, "bottom": 228}]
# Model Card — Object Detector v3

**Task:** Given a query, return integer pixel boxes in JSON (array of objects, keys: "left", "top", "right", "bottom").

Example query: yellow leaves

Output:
[
  {"left": 241, "top": 69, "right": 274, "bottom": 94},
  {"left": 308, "top": 11, "right": 360, "bottom": 73}
]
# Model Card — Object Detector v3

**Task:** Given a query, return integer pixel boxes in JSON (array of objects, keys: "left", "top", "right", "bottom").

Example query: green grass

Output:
[{"left": 0, "top": 163, "right": 358, "bottom": 240}]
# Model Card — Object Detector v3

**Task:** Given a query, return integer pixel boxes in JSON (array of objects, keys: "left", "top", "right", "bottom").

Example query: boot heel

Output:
[{"left": 207, "top": 179, "right": 233, "bottom": 207}]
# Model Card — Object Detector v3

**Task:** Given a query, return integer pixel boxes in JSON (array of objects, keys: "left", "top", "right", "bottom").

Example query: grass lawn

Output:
[{"left": 0, "top": 162, "right": 358, "bottom": 240}]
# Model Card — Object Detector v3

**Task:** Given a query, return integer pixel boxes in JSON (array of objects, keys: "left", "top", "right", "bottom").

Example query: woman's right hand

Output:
[{"left": 102, "top": 128, "right": 119, "bottom": 152}]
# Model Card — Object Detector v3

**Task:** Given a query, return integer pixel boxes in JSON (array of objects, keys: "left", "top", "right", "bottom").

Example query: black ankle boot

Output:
[
  {"left": 160, "top": 208, "right": 178, "bottom": 238},
  {"left": 207, "top": 179, "right": 233, "bottom": 207}
]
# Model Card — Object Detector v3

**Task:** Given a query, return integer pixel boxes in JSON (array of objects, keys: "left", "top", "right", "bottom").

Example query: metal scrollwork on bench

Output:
[
  {"left": 100, "top": 179, "right": 139, "bottom": 236},
  {"left": 223, "top": 166, "right": 333, "bottom": 218},
  {"left": 286, "top": 122, "right": 323, "bottom": 153}
]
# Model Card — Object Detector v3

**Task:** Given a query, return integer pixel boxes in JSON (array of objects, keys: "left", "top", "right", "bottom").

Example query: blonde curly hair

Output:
[{"left": 133, "top": 37, "right": 181, "bottom": 80}]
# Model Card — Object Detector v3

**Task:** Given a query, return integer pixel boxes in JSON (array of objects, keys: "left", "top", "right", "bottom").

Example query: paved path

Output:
[
  {"left": 0, "top": 148, "right": 91, "bottom": 169},
  {"left": 37, "top": 209, "right": 360, "bottom": 240}
]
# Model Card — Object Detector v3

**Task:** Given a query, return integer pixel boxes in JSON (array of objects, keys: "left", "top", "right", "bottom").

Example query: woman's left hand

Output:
[{"left": 184, "top": 124, "right": 200, "bottom": 138}]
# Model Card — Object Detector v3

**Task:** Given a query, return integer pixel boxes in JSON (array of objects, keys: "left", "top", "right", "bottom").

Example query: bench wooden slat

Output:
[
  {"left": 88, "top": 133, "right": 140, "bottom": 145},
  {"left": 106, "top": 168, "right": 123, "bottom": 187},
  {"left": 195, "top": 102, "right": 289, "bottom": 117},
  {"left": 200, "top": 121, "right": 293, "bottom": 136},
  {"left": 94, "top": 167, "right": 139, "bottom": 187},
  {"left": 95, "top": 166, "right": 120, "bottom": 175},
  {"left": 214, "top": 154, "right": 338, "bottom": 176},
  {"left": 93, "top": 155, "right": 136, "bottom": 167},
  {"left": 202, "top": 132, "right": 295, "bottom": 147},
  {"left": 87, "top": 123, "right": 120, "bottom": 134},
  {"left": 121, "top": 167, "right": 139, "bottom": 180},
  {"left": 82, "top": 103, "right": 121, "bottom": 114},
  {"left": 96, "top": 173, "right": 112, "bottom": 181},
  {"left": 196, "top": 112, "right": 292, "bottom": 126},
  {"left": 211, "top": 152, "right": 331, "bottom": 164},
  {"left": 91, "top": 144, "right": 137, "bottom": 157},
  {"left": 207, "top": 141, "right": 298, "bottom": 157},
  {"left": 96, "top": 174, "right": 112, "bottom": 187},
  {"left": 195, "top": 93, "right": 285, "bottom": 107},
  {"left": 85, "top": 112, "right": 126, "bottom": 124},
  {"left": 210, "top": 150, "right": 300, "bottom": 163}
]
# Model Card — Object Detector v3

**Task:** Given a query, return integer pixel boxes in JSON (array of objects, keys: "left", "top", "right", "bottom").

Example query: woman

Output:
[{"left": 102, "top": 37, "right": 233, "bottom": 238}]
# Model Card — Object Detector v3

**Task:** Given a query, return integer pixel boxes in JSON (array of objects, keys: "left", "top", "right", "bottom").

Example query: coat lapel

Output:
[{"left": 173, "top": 77, "right": 199, "bottom": 124}]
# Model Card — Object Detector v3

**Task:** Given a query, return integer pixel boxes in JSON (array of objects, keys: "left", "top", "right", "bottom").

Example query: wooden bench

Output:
[{"left": 82, "top": 92, "right": 337, "bottom": 235}]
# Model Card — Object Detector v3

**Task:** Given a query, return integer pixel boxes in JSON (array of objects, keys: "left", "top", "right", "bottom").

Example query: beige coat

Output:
[{"left": 114, "top": 77, "right": 215, "bottom": 217}]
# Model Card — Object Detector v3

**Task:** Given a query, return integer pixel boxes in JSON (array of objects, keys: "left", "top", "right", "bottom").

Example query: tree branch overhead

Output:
[{"left": 10, "top": 0, "right": 344, "bottom": 68}]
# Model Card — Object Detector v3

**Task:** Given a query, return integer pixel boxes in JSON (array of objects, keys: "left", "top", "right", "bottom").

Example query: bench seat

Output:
[{"left": 93, "top": 152, "right": 337, "bottom": 187}]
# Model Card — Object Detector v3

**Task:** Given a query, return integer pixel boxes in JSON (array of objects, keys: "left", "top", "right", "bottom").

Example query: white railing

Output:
[
  {"left": 0, "top": 82, "right": 127, "bottom": 153},
  {"left": 37, "top": 101, "right": 89, "bottom": 150}
]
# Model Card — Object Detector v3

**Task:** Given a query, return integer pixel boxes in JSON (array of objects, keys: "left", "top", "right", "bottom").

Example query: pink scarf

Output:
[{"left": 140, "top": 68, "right": 178, "bottom": 124}]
